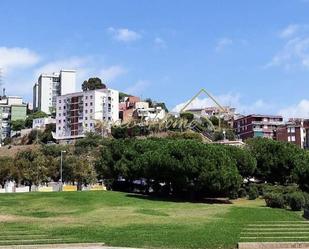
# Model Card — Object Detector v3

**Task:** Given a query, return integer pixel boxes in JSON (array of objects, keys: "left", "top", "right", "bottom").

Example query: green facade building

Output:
[{"left": 11, "top": 105, "right": 27, "bottom": 121}]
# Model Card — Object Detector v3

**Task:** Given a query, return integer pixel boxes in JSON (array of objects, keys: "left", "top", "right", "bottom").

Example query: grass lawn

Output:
[{"left": 0, "top": 191, "right": 307, "bottom": 249}]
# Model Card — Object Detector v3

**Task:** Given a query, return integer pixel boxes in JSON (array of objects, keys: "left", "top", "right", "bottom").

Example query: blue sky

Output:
[{"left": 1, "top": 0, "right": 309, "bottom": 117}]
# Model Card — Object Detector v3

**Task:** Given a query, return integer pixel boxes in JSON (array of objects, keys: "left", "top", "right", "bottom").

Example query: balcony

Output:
[
  {"left": 253, "top": 128, "right": 274, "bottom": 133},
  {"left": 252, "top": 121, "right": 284, "bottom": 126},
  {"left": 1, "top": 113, "right": 9, "bottom": 119}
]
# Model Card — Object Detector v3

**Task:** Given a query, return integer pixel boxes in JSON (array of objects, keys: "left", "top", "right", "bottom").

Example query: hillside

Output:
[{"left": 0, "top": 144, "right": 39, "bottom": 157}]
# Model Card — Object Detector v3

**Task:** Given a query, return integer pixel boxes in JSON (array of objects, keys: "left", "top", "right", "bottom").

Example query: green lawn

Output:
[{"left": 0, "top": 191, "right": 307, "bottom": 249}]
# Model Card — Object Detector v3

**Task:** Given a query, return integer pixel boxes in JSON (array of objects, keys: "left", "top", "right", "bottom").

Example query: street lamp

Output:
[
  {"left": 60, "top": 150, "right": 66, "bottom": 191},
  {"left": 223, "top": 129, "right": 226, "bottom": 141}
]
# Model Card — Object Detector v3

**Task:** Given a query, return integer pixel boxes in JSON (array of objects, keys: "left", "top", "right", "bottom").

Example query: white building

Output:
[
  {"left": 33, "top": 70, "right": 76, "bottom": 114},
  {"left": 32, "top": 117, "right": 56, "bottom": 129},
  {"left": 135, "top": 106, "right": 166, "bottom": 121},
  {"left": 55, "top": 88, "right": 119, "bottom": 140}
]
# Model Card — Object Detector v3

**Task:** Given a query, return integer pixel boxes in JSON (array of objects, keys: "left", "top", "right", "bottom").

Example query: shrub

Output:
[
  {"left": 303, "top": 192, "right": 309, "bottom": 209},
  {"left": 3, "top": 137, "right": 12, "bottom": 146},
  {"left": 262, "top": 184, "right": 298, "bottom": 196},
  {"left": 167, "top": 131, "right": 203, "bottom": 141},
  {"left": 229, "top": 189, "right": 238, "bottom": 200},
  {"left": 288, "top": 192, "right": 305, "bottom": 211},
  {"left": 256, "top": 184, "right": 267, "bottom": 196},
  {"left": 265, "top": 193, "right": 286, "bottom": 209},
  {"left": 238, "top": 188, "right": 247, "bottom": 198},
  {"left": 248, "top": 185, "right": 259, "bottom": 200}
]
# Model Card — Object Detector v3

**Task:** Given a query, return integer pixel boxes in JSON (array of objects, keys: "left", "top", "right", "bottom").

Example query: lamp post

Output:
[
  {"left": 223, "top": 129, "right": 226, "bottom": 141},
  {"left": 60, "top": 150, "right": 66, "bottom": 191}
]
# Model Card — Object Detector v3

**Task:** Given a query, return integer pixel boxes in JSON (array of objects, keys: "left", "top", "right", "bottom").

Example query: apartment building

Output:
[
  {"left": 186, "top": 106, "right": 236, "bottom": 117},
  {"left": 186, "top": 106, "right": 237, "bottom": 127},
  {"left": 32, "top": 117, "right": 56, "bottom": 129},
  {"left": 119, "top": 96, "right": 141, "bottom": 123},
  {"left": 233, "top": 114, "right": 284, "bottom": 140},
  {"left": 133, "top": 106, "right": 166, "bottom": 121},
  {"left": 0, "top": 96, "right": 27, "bottom": 140},
  {"left": 33, "top": 70, "right": 76, "bottom": 114},
  {"left": 119, "top": 96, "right": 166, "bottom": 123},
  {"left": 55, "top": 88, "right": 119, "bottom": 140},
  {"left": 276, "top": 119, "right": 309, "bottom": 148}
]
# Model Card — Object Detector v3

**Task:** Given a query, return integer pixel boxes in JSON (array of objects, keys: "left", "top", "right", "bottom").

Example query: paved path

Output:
[
  {"left": 238, "top": 242, "right": 309, "bottom": 249},
  {"left": 0, "top": 244, "right": 139, "bottom": 249}
]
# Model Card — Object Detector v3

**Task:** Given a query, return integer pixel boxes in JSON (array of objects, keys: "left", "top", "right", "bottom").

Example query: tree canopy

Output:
[
  {"left": 25, "top": 111, "right": 48, "bottom": 128},
  {"left": 1, "top": 136, "right": 309, "bottom": 198},
  {"left": 247, "top": 138, "right": 301, "bottom": 184},
  {"left": 95, "top": 139, "right": 242, "bottom": 198},
  {"left": 11, "top": 119, "right": 26, "bottom": 131},
  {"left": 82, "top": 77, "right": 106, "bottom": 91}
]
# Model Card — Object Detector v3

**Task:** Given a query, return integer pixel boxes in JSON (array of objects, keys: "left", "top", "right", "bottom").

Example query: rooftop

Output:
[{"left": 235, "top": 114, "right": 283, "bottom": 120}]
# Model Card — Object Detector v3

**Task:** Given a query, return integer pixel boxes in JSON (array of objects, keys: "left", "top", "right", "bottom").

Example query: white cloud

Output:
[
  {"left": 215, "top": 38, "right": 233, "bottom": 52},
  {"left": 172, "top": 93, "right": 238, "bottom": 113},
  {"left": 99, "top": 65, "right": 127, "bottom": 82},
  {"left": 35, "top": 57, "right": 128, "bottom": 89},
  {"left": 0, "top": 47, "right": 40, "bottom": 73},
  {"left": 279, "top": 24, "right": 300, "bottom": 38},
  {"left": 154, "top": 37, "right": 166, "bottom": 48},
  {"left": 108, "top": 27, "right": 141, "bottom": 42},
  {"left": 1, "top": 50, "right": 128, "bottom": 100},
  {"left": 172, "top": 93, "right": 270, "bottom": 115},
  {"left": 125, "top": 80, "right": 149, "bottom": 96},
  {"left": 34, "top": 57, "right": 91, "bottom": 88},
  {"left": 278, "top": 99, "right": 309, "bottom": 118},
  {"left": 267, "top": 37, "right": 309, "bottom": 69},
  {"left": 34, "top": 57, "right": 89, "bottom": 76},
  {"left": 267, "top": 24, "right": 309, "bottom": 70}
]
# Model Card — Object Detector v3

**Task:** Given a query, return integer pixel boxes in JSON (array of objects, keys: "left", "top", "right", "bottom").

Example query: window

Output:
[
  {"left": 90, "top": 123, "right": 93, "bottom": 127},
  {"left": 58, "top": 120, "right": 61, "bottom": 123},
  {"left": 85, "top": 117, "right": 88, "bottom": 120},
  {"left": 59, "top": 100, "right": 61, "bottom": 103},
  {"left": 90, "top": 102, "right": 93, "bottom": 106},
  {"left": 59, "top": 107, "right": 61, "bottom": 110},
  {"left": 85, "top": 96, "right": 88, "bottom": 100},
  {"left": 85, "top": 123, "right": 88, "bottom": 127},
  {"left": 85, "top": 110, "right": 88, "bottom": 114},
  {"left": 90, "top": 109, "right": 93, "bottom": 113},
  {"left": 291, "top": 136, "right": 296, "bottom": 142},
  {"left": 290, "top": 127, "right": 295, "bottom": 133},
  {"left": 90, "top": 95, "right": 93, "bottom": 99},
  {"left": 59, "top": 113, "right": 61, "bottom": 117}
]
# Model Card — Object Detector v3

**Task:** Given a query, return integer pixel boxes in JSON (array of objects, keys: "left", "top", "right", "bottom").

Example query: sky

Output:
[{"left": 1, "top": 0, "right": 309, "bottom": 118}]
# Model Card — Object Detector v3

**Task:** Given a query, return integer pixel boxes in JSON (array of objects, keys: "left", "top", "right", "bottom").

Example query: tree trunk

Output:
[{"left": 77, "top": 182, "right": 82, "bottom": 191}]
